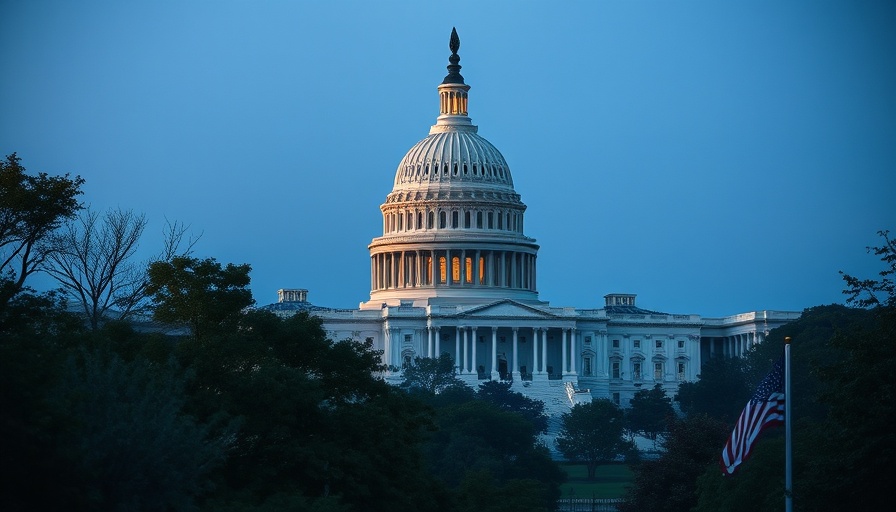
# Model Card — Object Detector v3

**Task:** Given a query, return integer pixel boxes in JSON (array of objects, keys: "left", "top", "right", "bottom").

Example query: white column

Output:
[
  {"left": 491, "top": 327, "right": 498, "bottom": 378},
  {"left": 462, "top": 327, "right": 469, "bottom": 373},
  {"left": 383, "top": 327, "right": 392, "bottom": 372},
  {"left": 427, "top": 327, "right": 433, "bottom": 358},
  {"left": 471, "top": 327, "right": 478, "bottom": 377},
  {"left": 435, "top": 328, "right": 441, "bottom": 356},
  {"left": 541, "top": 328, "right": 548, "bottom": 375},
  {"left": 512, "top": 327, "right": 519, "bottom": 378},
  {"left": 562, "top": 328, "right": 568, "bottom": 374},
  {"left": 455, "top": 330, "right": 460, "bottom": 369},
  {"left": 532, "top": 327, "right": 538, "bottom": 375},
  {"left": 570, "top": 328, "right": 577, "bottom": 374}
]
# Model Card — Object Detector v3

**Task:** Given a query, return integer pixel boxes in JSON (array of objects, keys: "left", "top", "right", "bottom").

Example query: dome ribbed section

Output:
[{"left": 393, "top": 130, "right": 514, "bottom": 191}]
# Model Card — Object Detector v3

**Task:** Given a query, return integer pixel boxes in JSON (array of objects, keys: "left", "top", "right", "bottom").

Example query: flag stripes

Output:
[{"left": 720, "top": 355, "right": 785, "bottom": 475}]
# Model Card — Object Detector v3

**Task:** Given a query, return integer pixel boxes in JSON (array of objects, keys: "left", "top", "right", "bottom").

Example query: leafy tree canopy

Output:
[
  {"left": 400, "top": 353, "right": 465, "bottom": 395},
  {"left": 477, "top": 380, "right": 549, "bottom": 434},
  {"left": 0, "top": 153, "right": 84, "bottom": 308},
  {"left": 626, "top": 383, "right": 675, "bottom": 448},
  {"left": 147, "top": 255, "right": 253, "bottom": 339},
  {"left": 556, "top": 399, "right": 638, "bottom": 480}
]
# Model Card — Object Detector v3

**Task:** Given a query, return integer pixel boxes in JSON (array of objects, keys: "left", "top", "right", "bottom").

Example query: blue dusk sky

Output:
[{"left": 2, "top": 0, "right": 893, "bottom": 317}]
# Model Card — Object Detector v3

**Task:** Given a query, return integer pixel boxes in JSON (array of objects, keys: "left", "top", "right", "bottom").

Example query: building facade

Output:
[{"left": 263, "top": 29, "right": 799, "bottom": 414}]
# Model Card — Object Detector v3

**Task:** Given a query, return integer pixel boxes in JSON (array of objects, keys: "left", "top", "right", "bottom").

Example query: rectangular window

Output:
[
  {"left": 612, "top": 392, "right": 620, "bottom": 405},
  {"left": 583, "top": 357, "right": 592, "bottom": 376},
  {"left": 633, "top": 362, "right": 642, "bottom": 380},
  {"left": 678, "top": 339, "right": 685, "bottom": 349},
  {"left": 634, "top": 339, "right": 641, "bottom": 349},
  {"left": 655, "top": 339, "right": 663, "bottom": 349},
  {"left": 584, "top": 336, "right": 592, "bottom": 344},
  {"left": 654, "top": 362, "right": 663, "bottom": 380},
  {"left": 452, "top": 256, "right": 461, "bottom": 283},
  {"left": 479, "top": 256, "right": 485, "bottom": 284},
  {"left": 611, "top": 361, "right": 620, "bottom": 379},
  {"left": 465, "top": 257, "right": 473, "bottom": 283},
  {"left": 404, "top": 334, "right": 412, "bottom": 343},
  {"left": 487, "top": 212, "right": 494, "bottom": 229},
  {"left": 612, "top": 339, "right": 620, "bottom": 348},
  {"left": 677, "top": 362, "right": 686, "bottom": 381},
  {"left": 476, "top": 211, "right": 483, "bottom": 229}
]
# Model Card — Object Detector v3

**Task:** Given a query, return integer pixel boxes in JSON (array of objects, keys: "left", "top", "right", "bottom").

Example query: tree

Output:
[
  {"left": 0, "top": 153, "right": 84, "bottom": 308},
  {"left": 556, "top": 399, "right": 638, "bottom": 480},
  {"left": 626, "top": 384, "right": 675, "bottom": 450},
  {"left": 675, "top": 356, "right": 751, "bottom": 423},
  {"left": 146, "top": 256, "right": 253, "bottom": 339},
  {"left": 44, "top": 208, "right": 146, "bottom": 329},
  {"left": 619, "top": 414, "right": 730, "bottom": 512},
  {"left": 45, "top": 209, "right": 200, "bottom": 330},
  {"left": 839, "top": 229, "right": 895, "bottom": 309},
  {"left": 51, "top": 350, "right": 228, "bottom": 511},
  {"left": 477, "top": 380, "right": 549, "bottom": 434},
  {"left": 400, "top": 353, "right": 465, "bottom": 394}
]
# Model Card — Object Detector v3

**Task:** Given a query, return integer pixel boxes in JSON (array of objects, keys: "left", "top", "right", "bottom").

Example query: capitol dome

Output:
[{"left": 363, "top": 28, "right": 540, "bottom": 309}]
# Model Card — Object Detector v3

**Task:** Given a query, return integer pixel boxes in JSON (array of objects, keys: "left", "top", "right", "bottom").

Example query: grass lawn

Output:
[{"left": 558, "top": 463, "right": 634, "bottom": 499}]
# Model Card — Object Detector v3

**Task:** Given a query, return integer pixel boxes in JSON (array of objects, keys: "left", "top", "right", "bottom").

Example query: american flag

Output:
[{"left": 720, "top": 355, "right": 786, "bottom": 475}]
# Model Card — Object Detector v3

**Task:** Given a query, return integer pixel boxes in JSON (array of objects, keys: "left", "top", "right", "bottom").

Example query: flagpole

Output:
[{"left": 784, "top": 336, "right": 793, "bottom": 512}]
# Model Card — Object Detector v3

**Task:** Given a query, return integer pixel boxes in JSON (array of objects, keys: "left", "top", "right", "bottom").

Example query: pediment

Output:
[{"left": 454, "top": 300, "right": 559, "bottom": 320}]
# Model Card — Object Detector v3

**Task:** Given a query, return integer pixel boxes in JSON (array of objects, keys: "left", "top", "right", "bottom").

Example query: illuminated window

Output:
[
  {"left": 452, "top": 256, "right": 460, "bottom": 282},
  {"left": 439, "top": 256, "right": 446, "bottom": 283},
  {"left": 426, "top": 256, "right": 432, "bottom": 284},
  {"left": 479, "top": 256, "right": 485, "bottom": 284},
  {"left": 465, "top": 257, "right": 473, "bottom": 283}
]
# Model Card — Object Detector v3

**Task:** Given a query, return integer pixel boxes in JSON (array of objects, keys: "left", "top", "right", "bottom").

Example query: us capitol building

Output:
[{"left": 263, "top": 29, "right": 799, "bottom": 413}]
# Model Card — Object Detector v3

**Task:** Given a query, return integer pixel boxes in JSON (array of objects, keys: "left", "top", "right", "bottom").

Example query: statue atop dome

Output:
[{"left": 442, "top": 27, "right": 465, "bottom": 85}]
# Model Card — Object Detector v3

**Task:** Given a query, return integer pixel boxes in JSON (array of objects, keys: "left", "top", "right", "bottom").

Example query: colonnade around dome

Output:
[{"left": 369, "top": 248, "right": 538, "bottom": 297}]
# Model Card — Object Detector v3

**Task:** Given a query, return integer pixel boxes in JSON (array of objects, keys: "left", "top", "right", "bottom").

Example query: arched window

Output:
[
  {"left": 451, "top": 256, "right": 460, "bottom": 283},
  {"left": 479, "top": 256, "right": 486, "bottom": 284},
  {"left": 426, "top": 256, "right": 432, "bottom": 284},
  {"left": 476, "top": 211, "right": 483, "bottom": 229},
  {"left": 427, "top": 211, "right": 434, "bottom": 229},
  {"left": 465, "top": 257, "right": 473, "bottom": 283},
  {"left": 497, "top": 212, "right": 503, "bottom": 230},
  {"left": 487, "top": 212, "right": 494, "bottom": 229},
  {"left": 451, "top": 211, "right": 458, "bottom": 228},
  {"left": 464, "top": 211, "right": 471, "bottom": 228},
  {"left": 439, "top": 211, "right": 447, "bottom": 229},
  {"left": 417, "top": 212, "right": 422, "bottom": 230},
  {"left": 398, "top": 212, "right": 403, "bottom": 231},
  {"left": 439, "top": 256, "right": 446, "bottom": 283}
]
